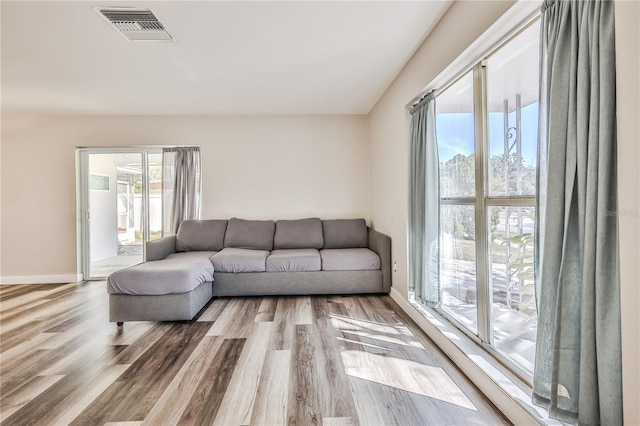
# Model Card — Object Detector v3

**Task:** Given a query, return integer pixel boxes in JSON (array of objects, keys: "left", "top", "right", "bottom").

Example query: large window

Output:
[{"left": 435, "top": 19, "right": 540, "bottom": 375}]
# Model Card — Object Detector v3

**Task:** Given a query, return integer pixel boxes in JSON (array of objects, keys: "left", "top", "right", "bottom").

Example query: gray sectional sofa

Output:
[{"left": 107, "top": 217, "right": 391, "bottom": 324}]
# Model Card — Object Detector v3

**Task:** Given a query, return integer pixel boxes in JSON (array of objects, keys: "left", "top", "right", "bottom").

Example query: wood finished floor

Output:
[{"left": 0, "top": 282, "right": 510, "bottom": 426}]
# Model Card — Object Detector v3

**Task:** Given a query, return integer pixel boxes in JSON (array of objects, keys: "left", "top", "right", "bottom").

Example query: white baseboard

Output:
[
  {"left": 0, "top": 274, "right": 83, "bottom": 285},
  {"left": 389, "top": 287, "right": 552, "bottom": 426}
]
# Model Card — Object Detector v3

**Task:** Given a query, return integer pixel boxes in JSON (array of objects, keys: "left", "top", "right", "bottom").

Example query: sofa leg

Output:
[{"left": 117, "top": 322, "right": 123, "bottom": 327}]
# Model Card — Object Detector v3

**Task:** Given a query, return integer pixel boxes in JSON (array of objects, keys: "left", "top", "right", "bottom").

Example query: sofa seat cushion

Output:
[
  {"left": 211, "top": 248, "right": 270, "bottom": 273},
  {"left": 266, "top": 249, "right": 321, "bottom": 272},
  {"left": 320, "top": 248, "right": 381, "bottom": 271},
  {"left": 107, "top": 251, "right": 216, "bottom": 296}
]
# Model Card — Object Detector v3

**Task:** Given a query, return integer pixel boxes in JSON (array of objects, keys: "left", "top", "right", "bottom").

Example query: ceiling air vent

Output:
[{"left": 95, "top": 7, "right": 174, "bottom": 42}]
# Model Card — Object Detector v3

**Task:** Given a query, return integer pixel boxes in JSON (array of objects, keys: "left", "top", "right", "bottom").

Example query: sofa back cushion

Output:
[
  {"left": 224, "top": 218, "right": 276, "bottom": 251},
  {"left": 274, "top": 218, "right": 324, "bottom": 249},
  {"left": 176, "top": 220, "right": 228, "bottom": 252},
  {"left": 322, "top": 219, "right": 368, "bottom": 249}
]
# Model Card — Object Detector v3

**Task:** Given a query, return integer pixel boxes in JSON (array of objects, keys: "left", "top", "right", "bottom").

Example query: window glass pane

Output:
[
  {"left": 88, "top": 153, "right": 143, "bottom": 277},
  {"left": 437, "top": 71, "right": 475, "bottom": 198},
  {"left": 489, "top": 206, "right": 537, "bottom": 373},
  {"left": 441, "top": 204, "right": 477, "bottom": 334},
  {"left": 487, "top": 20, "right": 540, "bottom": 196},
  {"left": 148, "top": 152, "right": 163, "bottom": 241}
]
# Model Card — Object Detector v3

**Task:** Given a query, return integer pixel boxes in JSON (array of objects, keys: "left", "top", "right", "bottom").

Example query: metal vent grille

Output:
[{"left": 96, "top": 8, "right": 174, "bottom": 41}]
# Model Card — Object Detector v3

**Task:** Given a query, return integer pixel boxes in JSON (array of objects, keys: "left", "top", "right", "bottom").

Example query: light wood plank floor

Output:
[{"left": 0, "top": 281, "right": 510, "bottom": 425}]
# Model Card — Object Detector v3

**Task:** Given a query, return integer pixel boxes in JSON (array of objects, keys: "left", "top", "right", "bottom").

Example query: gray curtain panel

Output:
[
  {"left": 533, "top": 1, "right": 622, "bottom": 424},
  {"left": 162, "top": 147, "right": 202, "bottom": 235},
  {"left": 408, "top": 91, "right": 440, "bottom": 306}
]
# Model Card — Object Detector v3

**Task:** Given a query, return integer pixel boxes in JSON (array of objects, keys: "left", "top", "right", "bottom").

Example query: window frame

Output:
[{"left": 433, "top": 17, "right": 540, "bottom": 383}]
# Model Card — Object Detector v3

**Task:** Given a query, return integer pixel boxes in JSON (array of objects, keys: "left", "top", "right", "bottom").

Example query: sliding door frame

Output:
[{"left": 77, "top": 147, "right": 158, "bottom": 280}]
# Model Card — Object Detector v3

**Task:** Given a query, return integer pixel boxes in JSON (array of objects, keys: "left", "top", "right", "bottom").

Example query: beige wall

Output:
[
  {"left": 0, "top": 114, "right": 370, "bottom": 278},
  {"left": 369, "top": 0, "right": 639, "bottom": 423},
  {"left": 615, "top": 1, "right": 640, "bottom": 424}
]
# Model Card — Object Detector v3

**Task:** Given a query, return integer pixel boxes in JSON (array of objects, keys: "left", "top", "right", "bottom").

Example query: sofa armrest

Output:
[
  {"left": 145, "top": 235, "right": 177, "bottom": 261},
  {"left": 368, "top": 229, "right": 392, "bottom": 293}
]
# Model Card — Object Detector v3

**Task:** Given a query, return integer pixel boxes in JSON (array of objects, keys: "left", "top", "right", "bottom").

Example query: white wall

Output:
[
  {"left": 0, "top": 114, "right": 370, "bottom": 279},
  {"left": 368, "top": 1, "right": 639, "bottom": 424}
]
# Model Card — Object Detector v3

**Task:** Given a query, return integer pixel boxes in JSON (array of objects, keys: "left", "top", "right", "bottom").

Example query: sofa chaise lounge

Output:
[{"left": 107, "top": 217, "right": 391, "bottom": 324}]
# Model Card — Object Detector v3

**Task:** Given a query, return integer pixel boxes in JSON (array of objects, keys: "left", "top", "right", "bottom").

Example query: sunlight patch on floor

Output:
[
  {"left": 342, "top": 350, "right": 478, "bottom": 411},
  {"left": 335, "top": 337, "right": 390, "bottom": 352},
  {"left": 330, "top": 315, "right": 424, "bottom": 349}
]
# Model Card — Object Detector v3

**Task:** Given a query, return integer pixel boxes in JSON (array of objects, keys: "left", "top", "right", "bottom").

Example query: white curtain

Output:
[
  {"left": 408, "top": 91, "right": 440, "bottom": 306},
  {"left": 533, "top": 1, "right": 622, "bottom": 424},
  {"left": 162, "top": 147, "right": 202, "bottom": 235}
]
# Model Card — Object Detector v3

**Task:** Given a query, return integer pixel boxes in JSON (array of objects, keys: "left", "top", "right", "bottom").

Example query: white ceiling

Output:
[{"left": 1, "top": 1, "right": 453, "bottom": 115}]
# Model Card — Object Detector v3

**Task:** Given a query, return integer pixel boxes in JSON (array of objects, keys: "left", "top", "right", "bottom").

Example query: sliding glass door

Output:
[{"left": 78, "top": 149, "right": 163, "bottom": 279}]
